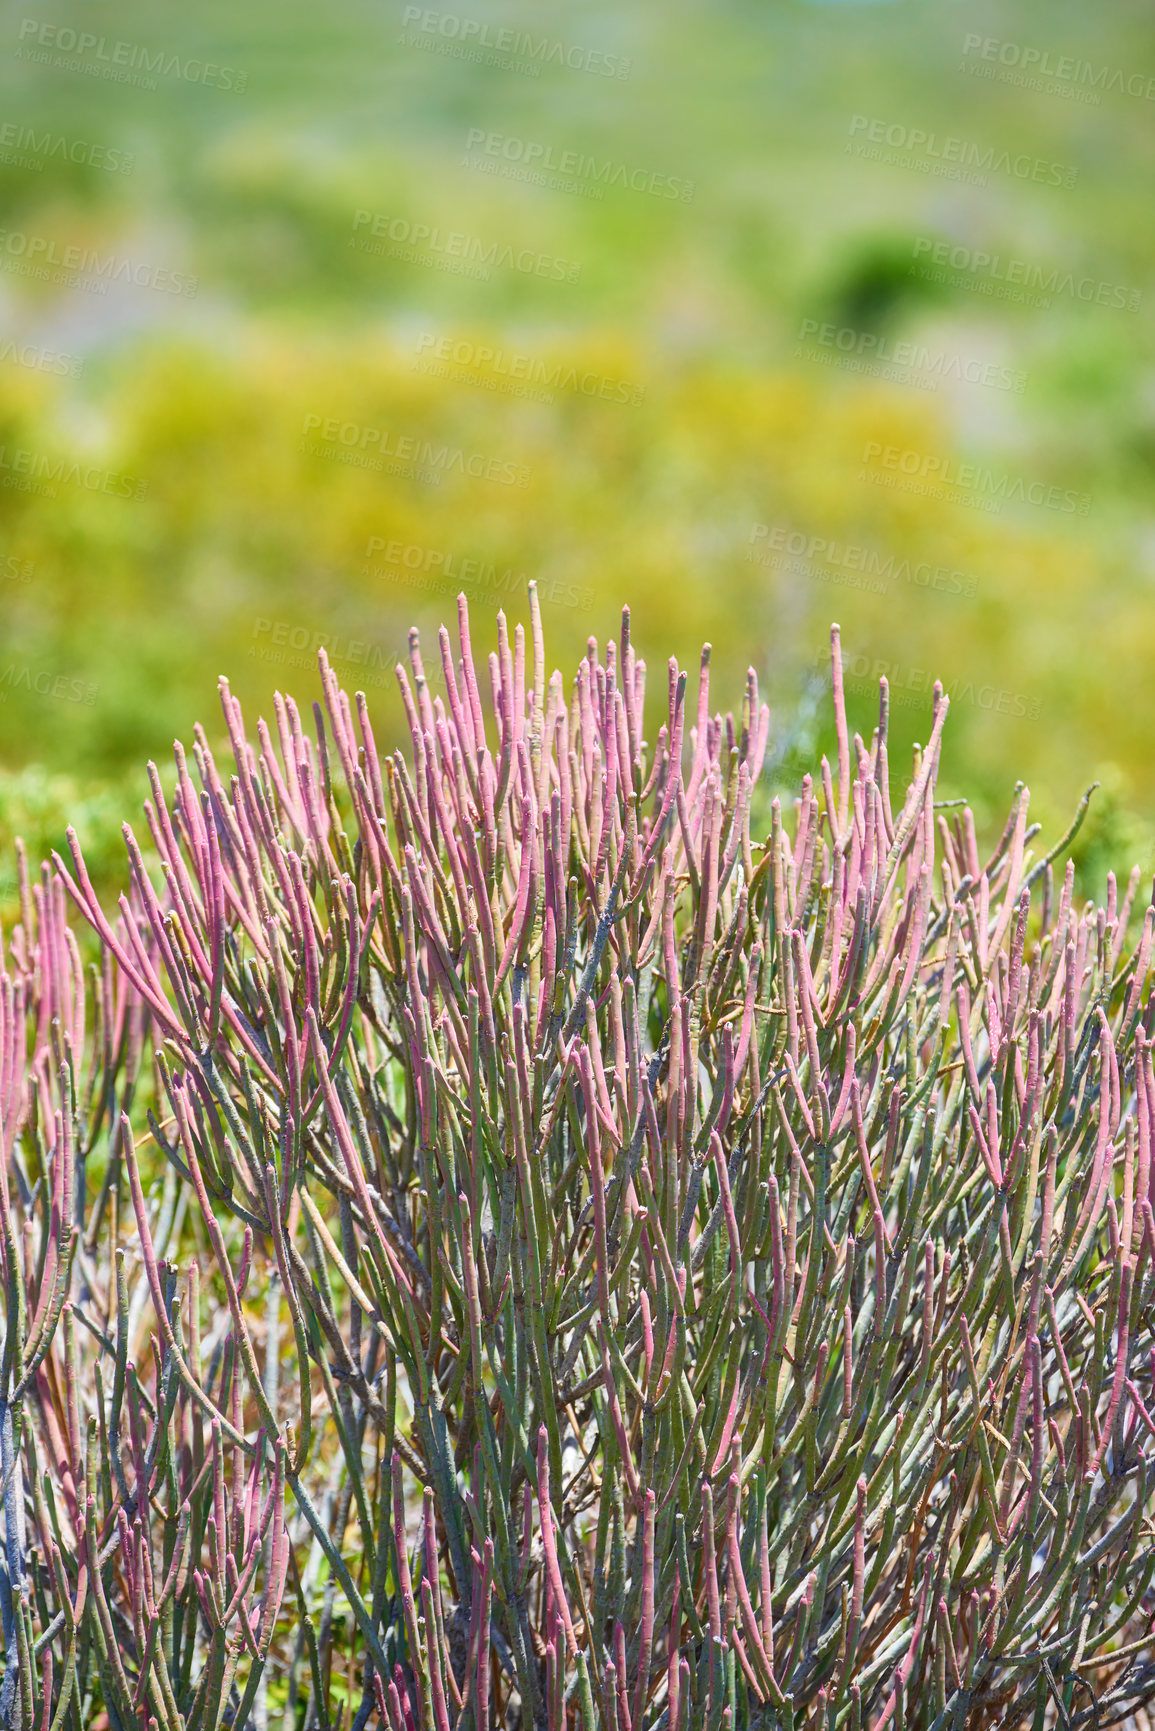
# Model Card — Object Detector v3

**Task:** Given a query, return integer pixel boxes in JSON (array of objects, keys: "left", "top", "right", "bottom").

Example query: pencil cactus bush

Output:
[{"left": 0, "top": 593, "right": 1153, "bottom": 1729}]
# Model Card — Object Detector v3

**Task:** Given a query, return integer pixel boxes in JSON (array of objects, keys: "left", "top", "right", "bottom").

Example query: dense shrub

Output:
[{"left": 0, "top": 596, "right": 1152, "bottom": 1729}]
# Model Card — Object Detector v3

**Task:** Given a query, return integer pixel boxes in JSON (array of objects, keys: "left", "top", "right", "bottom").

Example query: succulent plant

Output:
[{"left": 0, "top": 593, "right": 1151, "bottom": 1728}]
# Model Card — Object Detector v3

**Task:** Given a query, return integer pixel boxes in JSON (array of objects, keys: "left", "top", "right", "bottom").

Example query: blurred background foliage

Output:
[{"left": 0, "top": 0, "right": 1153, "bottom": 909}]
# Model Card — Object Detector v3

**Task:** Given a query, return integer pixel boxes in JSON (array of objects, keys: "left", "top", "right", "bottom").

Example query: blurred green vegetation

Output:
[{"left": 0, "top": 0, "right": 1153, "bottom": 907}]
